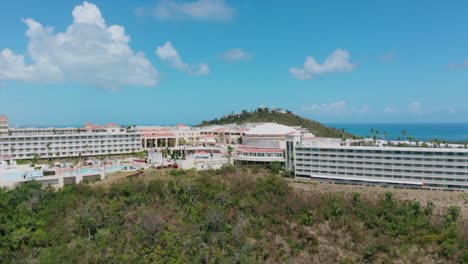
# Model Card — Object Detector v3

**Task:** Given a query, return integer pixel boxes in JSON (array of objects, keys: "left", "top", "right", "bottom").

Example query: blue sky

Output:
[{"left": 0, "top": 0, "right": 467, "bottom": 126}]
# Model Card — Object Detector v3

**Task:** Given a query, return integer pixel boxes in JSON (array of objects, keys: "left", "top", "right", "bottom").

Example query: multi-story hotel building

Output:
[
  {"left": 139, "top": 124, "right": 248, "bottom": 149},
  {"left": 287, "top": 136, "right": 468, "bottom": 190},
  {"left": 0, "top": 116, "right": 141, "bottom": 160},
  {"left": 234, "top": 123, "right": 303, "bottom": 165}
]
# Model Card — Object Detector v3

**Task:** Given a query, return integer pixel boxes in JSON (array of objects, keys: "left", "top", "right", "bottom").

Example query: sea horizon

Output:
[{"left": 327, "top": 122, "right": 468, "bottom": 142}]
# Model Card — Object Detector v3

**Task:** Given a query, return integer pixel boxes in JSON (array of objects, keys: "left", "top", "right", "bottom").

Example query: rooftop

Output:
[{"left": 245, "top": 123, "right": 300, "bottom": 136}]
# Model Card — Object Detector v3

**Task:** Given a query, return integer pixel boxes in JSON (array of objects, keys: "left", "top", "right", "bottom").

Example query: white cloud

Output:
[
  {"left": 302, "top": 100, "right": 368, "bottom": 116},
  {"left": 290, "top": 49, "right": 355, "bottom": 80},
  {"left": 380, "top": 52, "right": 396, "bottom": 62},
  {"left": 447, "top": 106, "right": 456, "bottom": 113},
  {"left": 221, "top": 48, "right": 251, "bottom": 61},
  {"left": 384, "top": 106, "right": 398, "bottom": 114},
  {"left": 196, "top": 63, "right": 210, "bottom": 75},
  {"left": 0, "top": 1, "right": 159, "bottom": 88},
  {"left": 152, "top": 0, "right": 235, "bottom": 22},
  {"left": 408, "top": 101, "right": 423, "bottom": 114},
  {"left": 449, "top": 59, "right": 468, "bottom": 69},
  {"left": 156, "top": 41, "right": 210, "bottom": 75}
]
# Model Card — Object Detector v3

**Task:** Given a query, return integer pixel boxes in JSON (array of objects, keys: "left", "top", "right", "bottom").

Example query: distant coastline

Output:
[{"left": 327, "top": 123, "right": 468, "bottom": 143}]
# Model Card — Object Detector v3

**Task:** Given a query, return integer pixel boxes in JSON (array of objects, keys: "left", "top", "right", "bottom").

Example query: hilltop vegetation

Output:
[
  {"left": 198, "top": 107, "right": 357, "bottom": 138},
  {"left": 0, "top": 167, "right": 467, "bottom": 263}
]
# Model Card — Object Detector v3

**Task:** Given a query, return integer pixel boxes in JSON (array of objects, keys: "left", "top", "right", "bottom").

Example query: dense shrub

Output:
[{"left": 0, "top": 169, "right": 466, "bottom": 263}]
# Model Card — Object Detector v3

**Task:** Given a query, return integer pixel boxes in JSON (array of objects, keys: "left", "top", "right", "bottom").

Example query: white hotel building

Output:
[
  {"left": 287, "top": 136, "right": 468, "bottom": 190},
  {"left": 0, "top": 115, "right": 141, "bottom": 160}
]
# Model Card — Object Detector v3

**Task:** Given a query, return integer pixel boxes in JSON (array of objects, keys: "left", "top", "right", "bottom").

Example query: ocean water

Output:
[{"left": 326, "top": 123, "right": 468, "bottom": 142}]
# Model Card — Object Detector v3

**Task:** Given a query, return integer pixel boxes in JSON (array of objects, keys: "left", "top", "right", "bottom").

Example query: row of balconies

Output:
[
  {"left": 296, "top": 152, "right": 468, "bottom": 160},
  {"left": 295, "top": 162, "right": 468, "bottom": 172},
  {"left": 296, "top": 153, "right": 468, "bottom": 162},
  {"left": 298, "top": 165, "right": 468, "bottom": 174},
  {"left": 9, "top": 148, "right": 139, "bottom": 158},
  {"left": 295, "top": 150, "right": 468, "bottom": 159},
  {"left": 296, "top": 161, "right": 468, "bottom": 170},
  {"left": 295, "top": 171, "right": 468, "bottom": 186},
  {"left": 1, "top": 142, "right": 140, "bottom": 148},
  {"left": 2, "top": 145, "right": 142, "bottom": 152},
  {"left": 295, "top": 156, "right": 467, "bottom": 165},
  {"left": 1, "top": 145, "right": 140, "bottom": 151},
  {"left": 1, "top": 139, "right": 139, "bottom": 144},
  {"left": 295, "top": 165, "right": 468, "bottom": 176},
  {"left": 296, "top": 159, "right": 468, "bottom": 166},
  {"left": 0, "top": 134, "right": 140, "bottom": 141},
  {"left": 295, "top": 148, "right": 468, "bottom": 155}
]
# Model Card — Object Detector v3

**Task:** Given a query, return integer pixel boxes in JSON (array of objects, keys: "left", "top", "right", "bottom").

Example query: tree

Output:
[
  {"left": 46, "top": 142, "right": 52, "bottom": 161},
  {"left": 31, "top": 153, "right": 40, "bottom": 167},
  {"left": 227, "top": 145, "right": 234, "bottom": 165}
]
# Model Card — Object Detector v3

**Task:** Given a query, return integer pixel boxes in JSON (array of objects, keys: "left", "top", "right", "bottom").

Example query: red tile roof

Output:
[{"left": 106, "top": 123, "right": 120, "bottom": 128}]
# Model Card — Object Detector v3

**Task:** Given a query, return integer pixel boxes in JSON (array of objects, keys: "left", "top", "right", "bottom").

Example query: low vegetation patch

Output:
[{"left": 0, "top": 168, "right": 466, "bottom": 263}]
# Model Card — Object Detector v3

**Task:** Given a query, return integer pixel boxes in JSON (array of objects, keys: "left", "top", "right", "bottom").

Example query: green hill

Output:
[
  {"left": 198, "top": 107, "right": 357, "bottom": 138},
  {"left": 1, "top": 168, "right": 466, "bottom": 263}
]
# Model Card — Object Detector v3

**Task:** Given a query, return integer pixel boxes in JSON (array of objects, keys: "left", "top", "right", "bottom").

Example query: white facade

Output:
[
  {"left": 234, "top": 123, "right": 303, "bottom": 164},
  {"left": 289, "top": 137, "right": 468, "bottom": 190},
  {"left": 0, "top": 117, "right": 141, "bottom": 160}
]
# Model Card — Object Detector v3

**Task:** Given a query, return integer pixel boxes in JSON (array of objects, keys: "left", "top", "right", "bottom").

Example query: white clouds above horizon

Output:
[
  {"left": 290, "top": 49, "right": 355, "bottom": 80},
  {"left": 449, "top": 59, "right": 468, "bottom": 69},
  {"left": 384, "top": 102, "right": 460, "bottom": 116},
  {"left": 301, "top": 100, "right": 369, "bottom": 116},
  {"left": 138, "top": 0, "right": 235, "bottom": 22},
  {"left": 156, "top": 41, "right": 210, "bottom": 75},
  {"left": 0, "top": 1, "right": 159, "bottom": 89},
  {"left": 221, "top": 48, "right": 252, "bottom": 61},
  {"left": 408, "top": 101, "right": 423, "bottom": 114},
  {"left": 380, "top": 52, "right": 396, "bottom": 62}
]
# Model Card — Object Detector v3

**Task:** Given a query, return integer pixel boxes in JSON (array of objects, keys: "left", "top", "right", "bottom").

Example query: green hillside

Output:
[
  {"left": 198, "top": 107, "right": 357, "bottom": 138},
  {"left": 1, "top": 168, "right": 466, "bottom": 263}
]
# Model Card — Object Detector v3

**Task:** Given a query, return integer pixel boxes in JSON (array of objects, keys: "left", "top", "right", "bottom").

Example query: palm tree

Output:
[
  {"left": 46, "top": 142, "right": 52, "bottom": 161},
  {"left": 402, "top": 129, "right": 407, "bottom": 138},
  {"left": 227, "top": 145, "right": 234, "bottom": 165},
  {"left": 31, "top": 153, "right": 39, "bottom": 167}
]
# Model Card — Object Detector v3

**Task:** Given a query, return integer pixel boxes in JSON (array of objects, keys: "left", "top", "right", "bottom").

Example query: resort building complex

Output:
[
  {"left": 234, "top": 123, "right": 305, "bottom": 165},
  {"left": 1, "top": 114, "right": 468, "bottom": 191},
  {"left": 138, "top": 123, "right": 246, "bottom": 149},
  {"left": 287, "top": 136, "right": 468, "bottom": 190},
  {"left": 0, "top": 115, "right": 250, "bottom": 161},
  {"left": 0, "top": 117, "right": 141, "bottom": 161}
]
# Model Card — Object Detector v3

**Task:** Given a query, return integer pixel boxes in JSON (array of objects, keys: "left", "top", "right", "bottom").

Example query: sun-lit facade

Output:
[
  {"left": 0, "top": 116, "right": 141, "bottom": 160},
  {"left": 234, "top": 123, "right": 303, "bottom": 165},
  {"left": 287, "top": 136, "right": 468, "bottom": 190}
]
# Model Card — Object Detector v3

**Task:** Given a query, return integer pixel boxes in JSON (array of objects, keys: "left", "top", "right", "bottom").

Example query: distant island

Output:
[{"left": 198, "top": 107, "right": 357, "bottom": 139}]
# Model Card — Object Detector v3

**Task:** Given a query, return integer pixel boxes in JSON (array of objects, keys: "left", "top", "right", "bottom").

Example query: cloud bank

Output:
[
  {"left": 290, "top": 49, "right": 355, "bottom": 80},
  {"left": 221, "top": 48, "right": 252, "bottom": 61},
  {"left": 156, "top": 41, "right": 210, "bottom": 75},
  {"left": 0, "top": 1, "right": 159, "bottom": 88},
  {"left": 449, "top": 59, "right": 468, "bottom": 69},
  {"left": 149, "top": 0, "right": 235, "bottom": 22},
  {"left": 302, "top": 100, "right": 369, "bottom": 116}
]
